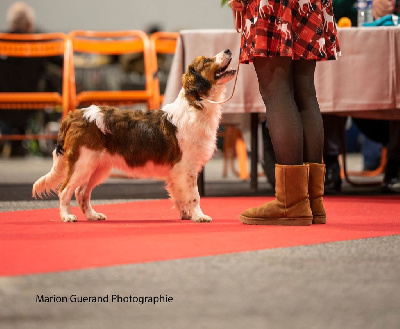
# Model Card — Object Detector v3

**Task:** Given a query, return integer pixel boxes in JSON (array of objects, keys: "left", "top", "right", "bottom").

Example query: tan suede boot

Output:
[
  {"left": 239, "top": 164, "right": 313, "bottom": 226},
  {"left": 308, "top": 163, "right": 326, "bottom": 224}
]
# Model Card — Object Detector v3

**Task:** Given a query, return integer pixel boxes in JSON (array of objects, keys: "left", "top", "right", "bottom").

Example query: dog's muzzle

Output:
[{"left": 215, "top": 49, "right": 236, "bottom": 80}]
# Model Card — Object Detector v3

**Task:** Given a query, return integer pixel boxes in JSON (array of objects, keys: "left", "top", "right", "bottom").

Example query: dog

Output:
[{"left": 32, "top": 49, "right": 236, "bottom": 223}]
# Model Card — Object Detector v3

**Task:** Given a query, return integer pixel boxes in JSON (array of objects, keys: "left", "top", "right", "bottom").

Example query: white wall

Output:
[{"left": 0, "top": 0, "right": 234, "bottom": 33}]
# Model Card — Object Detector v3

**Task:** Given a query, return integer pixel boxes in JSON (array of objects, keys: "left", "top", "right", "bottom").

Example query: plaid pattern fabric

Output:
[{"left": 239, "top": 0, "right": 341, "bottom": 63}]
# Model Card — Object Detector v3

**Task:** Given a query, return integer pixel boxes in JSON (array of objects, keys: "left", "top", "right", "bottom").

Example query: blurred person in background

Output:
[
  {"left": 6, "top": 1, "right": 35, "bottom": 33},
  {"left": 373, "top": 0, "right": 399, "bottom": 19},
  {"left": 0, "top": 2, "right": 62, "bottom": 157},
  {"left": 323, "top": 0, "right": 400, "bottom": 194}
]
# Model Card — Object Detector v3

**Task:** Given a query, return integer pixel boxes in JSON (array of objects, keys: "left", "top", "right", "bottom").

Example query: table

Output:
[
  {"left": 315, "top": 27, "right": 400, "bottom": 120},
  {"left": 163, "top": 28, "right": 400, "bottom": 191}
]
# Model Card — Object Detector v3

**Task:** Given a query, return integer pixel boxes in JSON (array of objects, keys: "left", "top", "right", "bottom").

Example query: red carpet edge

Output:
[{"left": 1, "top": 196, "right": 399, "bottom": 276}]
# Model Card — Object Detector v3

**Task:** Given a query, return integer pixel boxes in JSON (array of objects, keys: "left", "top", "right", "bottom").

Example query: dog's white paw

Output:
[
  {"left": 87, "top": 212, "right": 107, "bottom": 221},
  {"left": 62, "top": 214, "right": 77, "bottom": 222},
  {"left": 191, "top": 215, "right": 212, "bottom": 223},
  {"left": 181, "top": 212, "right": 191, "bottom": 220}
]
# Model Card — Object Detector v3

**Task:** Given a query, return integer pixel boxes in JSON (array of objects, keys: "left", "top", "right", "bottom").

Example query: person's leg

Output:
[
  {"left": 383, "top": 120, "right": 400, "bottom": 193},
  {"left": 293, "top": 59, "right": 326, "bottom": 223},
  {"left": 353, "top": 118, "right": 387, "bottom": 171},
  {"left": 386, "top": 120, "right": 400, "bottom": 166},
  {"left": 253, "top": 57, "right": 303, "bottom": 165},
  {"left": 292, "top": 59, "right": 323, "bottom": 163},
  {"left": 260, "top": 122, "right": 277, "bottom": 187},
  {"left": 322, "top": 114, "right": 346, "bottom": 161},
  {"left": 322, "top": 114, "right": 346, "bottom": 193},
  {"left": 240, "top": 57, "right": 312, "bottom": 226}
]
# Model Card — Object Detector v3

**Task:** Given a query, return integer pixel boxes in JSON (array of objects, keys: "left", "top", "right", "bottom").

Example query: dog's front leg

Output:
[
  {"left": 166, "top": 167, "right": 212, "bottom": 223},
  {"left": 75, "top": 186, "right": 106, "bottom": 221},
  {"left": 59, "top": 184, "right": 78, "bottom": 222},
  {"left": 75, "top": 166, "right": 110, "bottom": 221},
  {"left": 190, "top": 197, "right": 212, "bottom": 223}
]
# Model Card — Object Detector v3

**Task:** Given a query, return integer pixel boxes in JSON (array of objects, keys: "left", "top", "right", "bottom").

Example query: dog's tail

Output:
[{"left": 32, "top": 113, "right": 73, "bottom": 199}]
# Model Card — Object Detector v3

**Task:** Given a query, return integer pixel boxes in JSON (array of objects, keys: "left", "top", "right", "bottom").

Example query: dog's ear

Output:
[{"left": 182, "top": 65, "right": 212, "bottom": 105}]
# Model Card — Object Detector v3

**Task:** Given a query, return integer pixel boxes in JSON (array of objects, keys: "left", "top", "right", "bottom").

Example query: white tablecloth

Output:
[{"left": 164, "top": 27, "right": 400, "bottom": 120}]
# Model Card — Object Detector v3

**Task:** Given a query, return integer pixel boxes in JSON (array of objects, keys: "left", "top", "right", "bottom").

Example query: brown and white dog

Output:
[{"left": 32, "top": 49, "right": 236, "bottom": 223}]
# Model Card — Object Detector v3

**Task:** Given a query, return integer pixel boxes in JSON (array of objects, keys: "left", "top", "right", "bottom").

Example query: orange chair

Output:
[
  {"left": 0, "top": 32, "right": 70, "bottom": 141},
  {"left": 67, "top": 30, "right": 155, "bottom": 116},
  {"left": 149, "top": 32, "right": 179, "bottom": 109},
  {"left": 340, "top": 147, "right": 387, "bottom": 186}
]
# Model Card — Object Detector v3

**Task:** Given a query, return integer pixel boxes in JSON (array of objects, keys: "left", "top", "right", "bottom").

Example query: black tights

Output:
[{"left": 253, "top": 57, "right": 324, "bottom": 165}]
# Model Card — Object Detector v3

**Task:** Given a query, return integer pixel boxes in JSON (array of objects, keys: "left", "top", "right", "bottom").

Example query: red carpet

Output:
[{"left": 1, "top": 196, "right": 400, "bottom": 276}]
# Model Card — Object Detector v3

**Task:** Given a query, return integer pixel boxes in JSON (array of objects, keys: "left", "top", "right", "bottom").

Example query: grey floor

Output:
[{"left": 1, "top": 154, "right": 399, "bottom": 329}]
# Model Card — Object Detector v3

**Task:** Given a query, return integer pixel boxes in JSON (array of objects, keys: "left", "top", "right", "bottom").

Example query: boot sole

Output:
[
  {"left": 240, "top": 215, "right": 312, "bottom": 226},
  {"left": 312, "top": 216, "right": 326, "bottom": 224}
]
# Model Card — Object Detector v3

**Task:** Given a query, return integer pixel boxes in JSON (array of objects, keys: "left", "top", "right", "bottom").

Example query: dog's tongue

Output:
[
  {"left": 217, "top": 65, "right": 234, "bottom": 77},
  {"left": 223, "top": 67, "right": 236, "bottom": 76}
]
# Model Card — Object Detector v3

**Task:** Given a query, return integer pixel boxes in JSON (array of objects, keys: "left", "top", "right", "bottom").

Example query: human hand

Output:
[
  {"left": 229, "top": 0, "right": 245, "bottom": 32},
  {"left": 373, "top": 0, "right": 395, "bottom": 19},
  {"left": 229, "top": 0, "right": 246, "bottom": 11}
]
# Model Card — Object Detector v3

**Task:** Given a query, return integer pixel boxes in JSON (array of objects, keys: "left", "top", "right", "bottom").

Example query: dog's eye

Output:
[{"left": 204, "top": 58, "right": 211, "bottom": 64}]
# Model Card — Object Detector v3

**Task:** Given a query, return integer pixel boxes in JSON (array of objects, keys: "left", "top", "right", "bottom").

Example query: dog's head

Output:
[{"left": 182, "top": 49, "right": 236, "bottom": 108}]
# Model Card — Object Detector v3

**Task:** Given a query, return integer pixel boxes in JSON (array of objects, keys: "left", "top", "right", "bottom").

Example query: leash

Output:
[{"left": 205, "top": 4, "right": 244, "bottom": 105}]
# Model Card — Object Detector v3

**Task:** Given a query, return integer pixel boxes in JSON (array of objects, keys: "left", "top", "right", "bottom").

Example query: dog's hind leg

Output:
[
  {"left": 75, "top": 165, "right": 110, "bottom": 221},
  {"left": 59, "top": 147, "right": 100, "bottom": 222},
  {"left": 166, "top": 165, "right": 212, "bottom": 223},
  {"left": 32, "top": 149, "right": 67, "bottom": 198}
]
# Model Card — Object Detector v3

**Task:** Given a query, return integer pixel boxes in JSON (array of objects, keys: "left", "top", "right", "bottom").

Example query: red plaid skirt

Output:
[{"left": 239, "top": 0, "right": 341, "bottom": 63}]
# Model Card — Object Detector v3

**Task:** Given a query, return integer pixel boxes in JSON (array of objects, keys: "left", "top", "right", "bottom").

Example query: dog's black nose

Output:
[{"left": 224, "top": 49, "right": 231, "bottom": 55}]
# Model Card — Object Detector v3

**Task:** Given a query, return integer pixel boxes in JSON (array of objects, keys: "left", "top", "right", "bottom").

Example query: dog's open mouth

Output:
[{"left": 215, "top": 58, "right": 235, "bottom": 79}]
